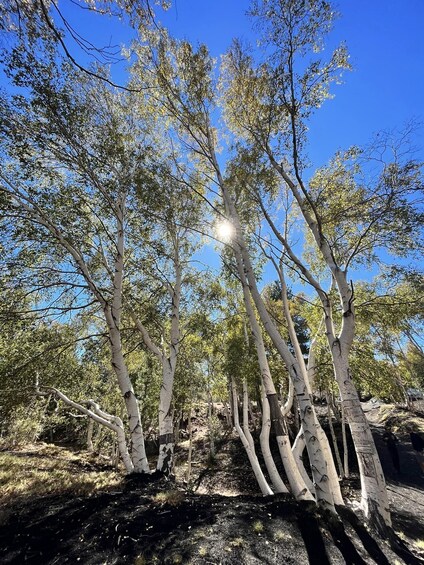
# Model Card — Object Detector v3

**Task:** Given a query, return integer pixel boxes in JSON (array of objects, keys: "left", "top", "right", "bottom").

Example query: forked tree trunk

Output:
[
  {"left": 278, "top": 265, "right": 343, "bottom": 505},
  {"left": 321, "top": 285, "right": 390, "bottom": 527},
  {"left": 234, "top": 252, "right": 313, "bottom": 501},
  {"left": 206, "top": 128, "right": 334, "bottom": 510},
  {"left": 231, "top": 380, "right": 273, "bottom": 496},
  {"left": 265, "top": 150, "right": 391, "bottom": 531},
  {"left": 231, "top": 233, "right": 334, "bottom": 509},
  {"left": 37, "top": 387, "right": 135, "bottom": 473}
]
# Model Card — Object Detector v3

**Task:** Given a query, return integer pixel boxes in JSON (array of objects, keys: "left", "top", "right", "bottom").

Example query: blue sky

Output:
[
  {"left": 34, "top": 0, "right": 423, "bottom": 172},
  {"left": 52, "top": 0, "right": 424, "bottom": 171},
  {"left": 2, "top": 0, "right": 423, "bottom": 285},
  {"left": 159, "top": 0, "right": 424, "bottom": 167}
]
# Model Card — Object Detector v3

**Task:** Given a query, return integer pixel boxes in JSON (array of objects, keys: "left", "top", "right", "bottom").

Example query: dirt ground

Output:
[
  {"left": 364, "top": 402, "right": 424, "bottom": 554},
  {"left": 0, "top": 404, "right": 423, "bottom": 564}
]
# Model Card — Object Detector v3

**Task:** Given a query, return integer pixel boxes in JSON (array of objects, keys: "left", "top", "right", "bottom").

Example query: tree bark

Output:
[
  {"left": 260, "top": 386, "right": 289, "bottom": 493},
  {"left": 232, "top": 380, "right": 274, "bottom": 496}
]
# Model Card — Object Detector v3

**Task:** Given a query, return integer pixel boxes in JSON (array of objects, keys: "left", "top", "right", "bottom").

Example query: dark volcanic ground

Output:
[
  {"left": 0, "top": 481, "right": 416, "bottom": 565},
  {"left": 1, "top": 404, "right": 424, "bottom": 564}
]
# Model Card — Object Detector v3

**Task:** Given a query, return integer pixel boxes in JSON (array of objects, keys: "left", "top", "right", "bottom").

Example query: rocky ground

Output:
[{"left": 0, "top": 403, "right": 423, "bottom": 564}]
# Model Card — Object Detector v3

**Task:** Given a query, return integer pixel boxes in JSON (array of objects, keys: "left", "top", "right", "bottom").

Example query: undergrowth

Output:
[{"left": 0, "top": 443, "right": 121, "bottom": 505}]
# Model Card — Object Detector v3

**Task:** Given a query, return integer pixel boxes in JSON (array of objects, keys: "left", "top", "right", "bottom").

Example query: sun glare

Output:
[{"left": 216, "top": 220, "right": 235, "bottom": 243}]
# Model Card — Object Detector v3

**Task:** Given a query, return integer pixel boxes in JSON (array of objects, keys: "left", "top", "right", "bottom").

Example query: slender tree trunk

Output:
[
  {"left": 292, "top": 427, "right": 315, "bottom": 493},
  {"left": 341, "top": 400, "right": 349, "bottom": 478},
  {"left": 260, "top": 386, "right": 289, "bottom": 493},
  {"left": 106, "top": 318, "right": 150, "bottom": 473},
  {"left": 87, "top": 418, "right": 94, "bottom": 452},
  {"left": 327, "top": 393, "right": 344, "bottom": 478},
  {"left": 208, "top": 386, "right": 216, "bottom": 460},
  {"left": 243, "top": 380, "right": 255, "bottom": 452},
  {"left": 281, "top": 376, "right": 294, "bottom": 417},
  {"left": 232, "top": 380, "right": 273, "bottom": 496},
  {"left": 107, "top": 195, "right": 150, "bottom": 474},
  {"left": 157, "top": 239, "right": 181, "bottom": 474},
  {"left": 223, "top": 401, "right": 232, "bottom": 428},
  {"left": 248, "top": 399, "right": 257, "bottom": 431}
]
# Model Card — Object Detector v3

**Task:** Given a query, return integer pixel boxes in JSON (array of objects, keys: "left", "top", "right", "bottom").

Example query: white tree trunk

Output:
[
  {"left": 157, "top": 361, "right": 175, "bottom": 474},
  {"left": 157, "top": 238, "right": 181, "bottom": 474},
  {"left": 234, "top": 248, "right": 313, "bottom": 501},
  {"left": 243, "top": 380, "right": 255, "bottom": 452},
  {"left": 281, "top": 376, "right": 294, "bottom": 417},
  {"left": 87, "top": 418, "right": 94, "bottom": 452},
  {"left": 232, "top": 380, "right": 273, "bottom": 496},
  {"left": 38, "top": 387, "right": 135, "bottom": 474},
  {"left": 279, "top": 265, "right": 343, "bottom": 504},
  {"left": 107, "top": 196, "right": 150, "bottom": 474},
  {"left": 332, "top": 349, "right": 391, "bottom": 529},
  {"left": 292, "top": 427, "right": 315, "bottom": 494},
  {"left": 207, "top": 128, "right": 334, "bottom": 510},
  {"left": 327, "top": 395, "right": 344, "bottom": 478},
  {"left": 235, "top": 238, "right": 334, "bottom": 509},
  {"left": 265, "top": 150, "right": 391, "bottom": 529},
  {"left": 106, "top": 318, "right": 150, "bottom": 473},
  {"left": 260, "top": 387, "right": 289, "bottom": 493},
  {"left": 208, "top": 387, "right": 216, "bottom": 460}
]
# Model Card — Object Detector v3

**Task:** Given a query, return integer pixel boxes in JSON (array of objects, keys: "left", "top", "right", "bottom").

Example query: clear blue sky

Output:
[
  {"left": 159, "top": 0, "right": 424, "bottom": 167},
  {"left": 40, "top": 0, "right": 424, "bottom": 168},
  {"left": 53, "top": 0, "right": 424, "bottom": 170}
]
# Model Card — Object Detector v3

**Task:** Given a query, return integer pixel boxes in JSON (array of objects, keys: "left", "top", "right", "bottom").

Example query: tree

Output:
[
  {"left": 220, "top": 0, "right": 422, "bottom": 532},
  {"left": 133, "top": 29, "right": 345, "bottom": 512}
]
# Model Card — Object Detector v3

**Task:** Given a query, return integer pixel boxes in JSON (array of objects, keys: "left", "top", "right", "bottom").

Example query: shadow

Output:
[
  {"left": 297, "top": 510, "right": 331, "bottom": 565},
  {"left": 370, "top": 424, "right": 424, "bottom": 491},
  {"left": 336, "top": 505, "right": 390, "bottom": 565},
  {"left": 391, "top": 508, "right": 424, "bottom": 542}
]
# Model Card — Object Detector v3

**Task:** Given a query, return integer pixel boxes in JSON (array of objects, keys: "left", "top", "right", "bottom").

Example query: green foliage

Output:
[
  {"left": 5, "top": 401, "right": 46, "bottom": 446},
  {"left": 0, "top": 0, "right": 422, "bottom": 458}
]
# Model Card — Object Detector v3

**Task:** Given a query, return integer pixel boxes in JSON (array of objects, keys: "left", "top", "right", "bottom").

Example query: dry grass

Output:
[
  {"left": 0, "top": 443, "right": 121, "bottom": 506},
  {"left": 152, "top": 490, "right": 184, "bottom": 507},
  {"left": 376, "top": 405, "right": 424, "bottom": 434},
  {"left": 252, "top": 520, "right": 264, "bottom": 534},
  {"left": 414, "top": 539, "right": 424, "bottom": 550}
]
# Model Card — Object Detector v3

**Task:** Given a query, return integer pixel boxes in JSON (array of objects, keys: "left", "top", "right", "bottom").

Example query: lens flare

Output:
[{"left": 216, "top": 220, "right": 234, "bottom": 243}]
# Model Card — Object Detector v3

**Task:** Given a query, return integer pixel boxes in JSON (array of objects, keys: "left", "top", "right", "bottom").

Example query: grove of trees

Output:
[{"left": 0, "top": 0, "right": 422, "bottom": 538}]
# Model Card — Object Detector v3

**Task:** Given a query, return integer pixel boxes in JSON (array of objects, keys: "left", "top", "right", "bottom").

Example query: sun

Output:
[{"left": 216, "top": 220, "right": 235, "bottom": 243}]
